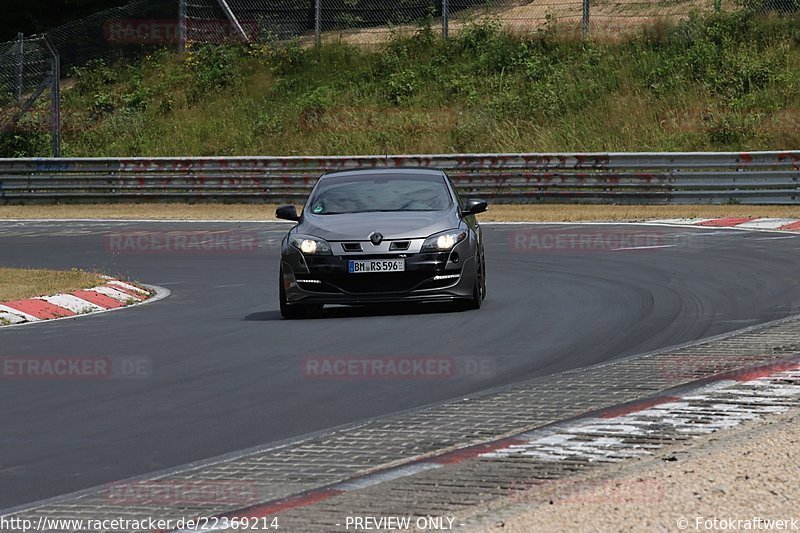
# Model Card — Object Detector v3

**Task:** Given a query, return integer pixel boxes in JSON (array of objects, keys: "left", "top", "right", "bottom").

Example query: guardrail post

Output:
[
  {"left": 442, "top": 0, "right": 449, "bottom": 38},
  {"left": 582, "top": 0, "right": 590, "bottom": 35}
]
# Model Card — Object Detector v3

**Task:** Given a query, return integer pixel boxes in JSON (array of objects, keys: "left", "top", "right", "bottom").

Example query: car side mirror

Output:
[
  {"left": 461, "top": 198, "right": 488, "bottom": 217},
  {"left": 276, "top": 205, "right": 300, "bottom": 221}
]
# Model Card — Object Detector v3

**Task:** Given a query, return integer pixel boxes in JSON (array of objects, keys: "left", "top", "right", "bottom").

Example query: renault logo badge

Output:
[{"left": 369, "top": 232, "right": 384, "bottom": 245}]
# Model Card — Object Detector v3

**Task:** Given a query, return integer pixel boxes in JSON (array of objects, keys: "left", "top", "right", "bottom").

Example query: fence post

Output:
[
  {"left": 42, "top": 39, "right": 61, "bottom": 158},
  {"left": 178, "top": 0, "right": 186, "bottom": 57},
  {"left": 582, "top": 0, "right": 590, "bottom": 35},
  {"left": 215, "top": 0, "right": 250, "bottom": 42},
  {"left": 442, "top": 0, "right": 449, "bottom": 38},
  {"left": 51, "top": 52, "right": 61, "bottom": 157},
  {"left": 15, "top": 33, "right": 24, "bottom": 102},
  {"left": 315, "top": 0, "right": 322, "bottom": 46}
]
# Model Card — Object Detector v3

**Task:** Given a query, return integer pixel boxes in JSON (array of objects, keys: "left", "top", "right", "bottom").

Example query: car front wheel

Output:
[{"left": 462, "top": 256, "right": 484, "bottom": 311}]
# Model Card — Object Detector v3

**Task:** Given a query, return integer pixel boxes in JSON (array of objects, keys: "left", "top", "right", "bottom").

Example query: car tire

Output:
[
  {"left": 462, "top": 259, "right": 483, "bottom": 311},
  {"left": 480, "top": 248, "right": 487, "bottom": 300}
]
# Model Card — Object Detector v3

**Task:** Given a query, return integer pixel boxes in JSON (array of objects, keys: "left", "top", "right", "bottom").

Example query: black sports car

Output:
[{"left": 276, "top": 168, "right": 487, "bottom": 318}]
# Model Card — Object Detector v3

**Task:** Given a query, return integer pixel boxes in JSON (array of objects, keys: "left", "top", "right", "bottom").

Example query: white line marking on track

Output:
[
  {"left": 649, "top": 218, "right": 715, "bottom": 225},
  {"left": 611, "top": 244, "right": 677, "bottom": 251},
  {"left": 336, "top": 463, "right": 442, "bottom": 491}
]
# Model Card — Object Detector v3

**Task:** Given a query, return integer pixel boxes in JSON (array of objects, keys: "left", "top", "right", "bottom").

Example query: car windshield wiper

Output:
[
  {"left": 354, "top": 209, "right": 438, "bottom": 213},
  {"left": 316, "top": 209, "right": 439, "bottom": 214}
]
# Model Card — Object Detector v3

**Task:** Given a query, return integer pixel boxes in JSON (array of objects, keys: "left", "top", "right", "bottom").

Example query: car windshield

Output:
[{"left": 307, "top": 174, "right": 452, "bottom": 215}]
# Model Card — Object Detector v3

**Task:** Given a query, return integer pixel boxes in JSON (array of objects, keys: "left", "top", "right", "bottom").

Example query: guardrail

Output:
[{"left": 0, "top": 151, "right": 798, "bottom": 204}]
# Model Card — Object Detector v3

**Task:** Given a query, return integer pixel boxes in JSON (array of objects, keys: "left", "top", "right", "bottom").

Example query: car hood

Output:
[{"left": 296, "top": 210, "right": 461, "bottom": 241}]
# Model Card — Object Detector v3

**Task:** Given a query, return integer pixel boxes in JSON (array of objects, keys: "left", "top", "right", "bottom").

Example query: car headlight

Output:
[
  {"left": 421, "top": 229, "right": 467, "bottom": 252},
  {"left": 290, "top": 235, "right": 332, "bottom": 255}
]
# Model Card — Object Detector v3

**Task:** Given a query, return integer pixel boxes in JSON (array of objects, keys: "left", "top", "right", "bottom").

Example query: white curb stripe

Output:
[
  {"left": 0, "top": 311, "right": 27, "bottom": 324},
  {"left": 336, "top": 463, "right": 443, "bottom": 491},
  {"left": 0, "top": 305, "right": 40, "bottom": 322},
  {"left": 611, "top": 244, "right": 677, "bottom": 251},
  {"left": 38, "top": 294, "right": 105, "bottom": 314},
  {"left": 106, "top": 280, "right": 148, "bottom": 294},
  {"left": 92, "top": 286, "right": 143, "bottom": 302},
  {"left": 735, "top": 218, "right": 800, "bottom": 229}
]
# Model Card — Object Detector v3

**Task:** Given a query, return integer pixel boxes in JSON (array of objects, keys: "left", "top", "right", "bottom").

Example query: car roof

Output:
[{"left": 319, "top": 168, "right": 446, "bottom": 179}]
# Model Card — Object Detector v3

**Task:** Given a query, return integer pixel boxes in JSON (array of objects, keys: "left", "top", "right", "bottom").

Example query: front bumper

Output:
[{"left": 281, "top": 246, "right": 477, "bottom": 305}]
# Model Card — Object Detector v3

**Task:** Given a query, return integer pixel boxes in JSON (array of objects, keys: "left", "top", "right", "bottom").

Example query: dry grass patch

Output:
[
  {"left": 481, "top": 204, "right": 800, "bottom": 222},
  {"left": 0, "top": 268, "right": 105, "bottom": 302},
  {"left": 1, "top": 203, "right": 799, "bottom": 223},
  {"left": 0, "top": 204, "right": 284, "bottom": 220}
]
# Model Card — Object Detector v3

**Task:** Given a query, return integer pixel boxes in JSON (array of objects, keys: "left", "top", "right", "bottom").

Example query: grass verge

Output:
[
  {"left": 1, "top": 203, "right": 798, "bottom": 222},
  {"left": 3, "top": 12, "right": 800, "bottom": 156},
  {"left": 0, "top": 268, "right": 105, "bottom": 302}
]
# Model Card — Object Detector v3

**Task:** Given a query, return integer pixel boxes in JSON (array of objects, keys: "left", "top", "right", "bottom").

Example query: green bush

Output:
[
  {"left": 0, "top": 128, "right": 49, "bottom": 157},
  {"left": 72, "top": 59, "right": 118, "bottom": 96},
  {"left": 387, "top": 69, "right": 420, "bottom": 105},
  {"left": 90, "top": 92, "right": 115, "bottom": 117},
  {"left": 185, "top": 44, "right": 245, "bottom": 101},
  {"left": 121, "top": 79, "right": 151, "bottom": 112}
]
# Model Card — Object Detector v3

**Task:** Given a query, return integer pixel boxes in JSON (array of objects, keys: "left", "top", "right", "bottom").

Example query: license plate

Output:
[{"left": 348, "top": 259, "right": 405, "bottom": 273}]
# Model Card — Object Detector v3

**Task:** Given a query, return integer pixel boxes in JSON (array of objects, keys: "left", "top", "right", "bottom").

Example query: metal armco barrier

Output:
[{"left": 0, "top": 151, "right": 798, "bottom": 204}]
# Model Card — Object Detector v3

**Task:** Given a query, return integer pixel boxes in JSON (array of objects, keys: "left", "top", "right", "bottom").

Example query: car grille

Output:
[
  {"left": 316, "top": 272, "right": 432, "bottom": 293},
  {"left": 301, "top": 252, "right": 455, "bottom": 294}
]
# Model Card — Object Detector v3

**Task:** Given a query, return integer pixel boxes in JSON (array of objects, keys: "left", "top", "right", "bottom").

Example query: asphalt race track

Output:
[{"left": 2, "top": 220, "right": 800, "bottom": 510}]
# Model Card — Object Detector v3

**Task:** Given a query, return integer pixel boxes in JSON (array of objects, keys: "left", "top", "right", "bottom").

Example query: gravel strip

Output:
[{"left": 475, "top": 408, "right": 800, "bottom": 532}]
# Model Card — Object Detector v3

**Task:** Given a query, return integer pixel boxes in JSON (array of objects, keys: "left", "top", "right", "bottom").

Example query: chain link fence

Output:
[
  {"left": 182, "top": 0, "right": 792, "bottom": 45},
  {"left": 0, "top": 35, "right": 50, "bottom": 104}
]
